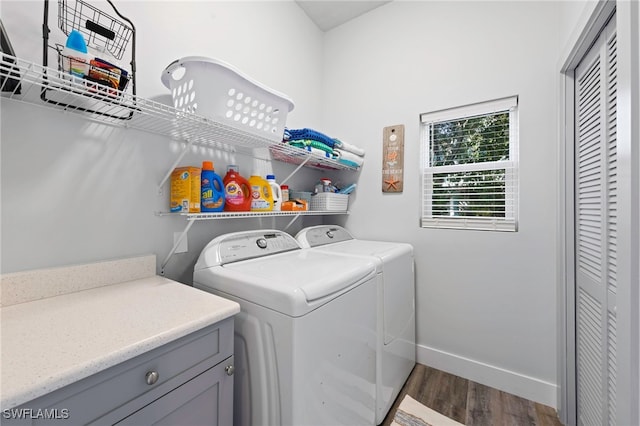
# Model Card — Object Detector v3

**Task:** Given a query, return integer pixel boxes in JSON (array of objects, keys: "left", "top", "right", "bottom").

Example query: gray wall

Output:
[
  {"left": 321, "top": 1, "right": 563, "bottom": 406},
  {"left": 0, "top": 1, "right": 330, "bottom": 284},
  {"left": 2, "top": 0, "right": 618, "bottom": 410}
]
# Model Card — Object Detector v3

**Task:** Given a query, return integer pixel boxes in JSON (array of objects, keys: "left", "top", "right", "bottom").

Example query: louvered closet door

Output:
[{"left": 574, "top": 14, "right": 617, "bottom": 426}]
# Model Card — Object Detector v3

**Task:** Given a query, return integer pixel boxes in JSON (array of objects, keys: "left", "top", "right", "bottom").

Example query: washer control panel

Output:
[
  {"left": 217, "top": 230, "right": 299, "bottom": 264},
  {"left": 297, "top": 226, "right": 354, "bottom": 247}
]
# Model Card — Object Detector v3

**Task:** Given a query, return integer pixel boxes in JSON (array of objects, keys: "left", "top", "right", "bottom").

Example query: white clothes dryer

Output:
[
  {"left": 296, "top": 225, "right": 416, "bottom": 425},
  {"left": 193, "top": 230, "right": 378, "bottom": 426}
]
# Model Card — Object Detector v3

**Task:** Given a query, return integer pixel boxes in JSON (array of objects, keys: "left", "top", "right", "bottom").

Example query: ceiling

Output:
[{"left": 295, "top": 1, "right": 392, "bottom": 32}]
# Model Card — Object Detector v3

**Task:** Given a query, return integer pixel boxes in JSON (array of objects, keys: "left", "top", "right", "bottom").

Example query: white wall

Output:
[
  {"left": 322, "top": 1, "right": 562, "bottom": 406},
  {"left": 558, "top": 0, "right": 600, "bottom": 56},
  {"left": 0, "top": 1, "right": 329, "bottom": 282}
]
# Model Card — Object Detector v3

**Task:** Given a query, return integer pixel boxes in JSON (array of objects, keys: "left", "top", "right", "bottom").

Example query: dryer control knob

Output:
[
  {"left": 256, "top": 238, "right": 268, "bottom": 249},
  {"left": 326, "top": 231, "right": 334, "bottom": 239}
]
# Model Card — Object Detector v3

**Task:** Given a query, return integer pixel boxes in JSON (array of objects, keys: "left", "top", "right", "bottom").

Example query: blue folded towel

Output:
[
  {"left": 337, "top": 158, "right": 361, "bottom": 168},
  {"left": 286, "top": 128, "right": 337, "bottom": 148}
]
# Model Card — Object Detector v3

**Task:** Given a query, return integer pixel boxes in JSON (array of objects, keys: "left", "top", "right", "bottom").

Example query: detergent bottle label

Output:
[
  {"left": 201, "top": 186, "right": 224, "bottom": 210},
  {"left": 248, "top": 182, "right": 272, "bottom": 211},
  {"left": 250, "top": 185, "right": 268, "bottom": 210},
  {"left": 225, "top": 182, "right": 245, "bottom": 206}
]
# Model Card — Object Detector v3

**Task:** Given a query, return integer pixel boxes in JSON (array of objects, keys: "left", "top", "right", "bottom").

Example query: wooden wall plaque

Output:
[{"left": 382, "top": 125, "right": 405, "bottom": 192}]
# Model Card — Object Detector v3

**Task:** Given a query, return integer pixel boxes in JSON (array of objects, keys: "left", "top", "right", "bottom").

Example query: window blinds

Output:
[{"left": 420, "top": 96, "right": 518, "bottom": 231}]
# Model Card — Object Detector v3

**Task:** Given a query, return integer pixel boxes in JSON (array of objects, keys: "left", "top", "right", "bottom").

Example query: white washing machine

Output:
[
  {"left": 193, "top": 230, "right": 378, "bottom": 426},
  {"left": 296, "top": 225, "right": 416, "bottom": 425}
]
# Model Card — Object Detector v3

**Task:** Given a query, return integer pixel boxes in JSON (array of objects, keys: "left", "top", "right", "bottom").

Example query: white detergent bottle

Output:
[
  {"left": 62, "top": 30, "right": 90, "bottom": 78},
  {"left": 266, "top": 174, "right": 282, "bottom": 211}
]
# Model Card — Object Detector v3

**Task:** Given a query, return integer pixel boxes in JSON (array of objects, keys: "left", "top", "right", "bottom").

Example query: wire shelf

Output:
[
  {"left": 155, "top": 210, "right": 349, "bottom": 220},
  {"left": 0, "top": 53, "right": 358, "bottom": 171}
]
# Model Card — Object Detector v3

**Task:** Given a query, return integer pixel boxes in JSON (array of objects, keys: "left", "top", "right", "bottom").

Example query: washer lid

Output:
[
  {"left": 295, "top": 225, "right": 354, "bottom": 248},
  {"left": 194, "top": 251, "right": 376, "bottom": 317},
  {"left": 316, "top": 239, "right": 414, "bottom": 261}
]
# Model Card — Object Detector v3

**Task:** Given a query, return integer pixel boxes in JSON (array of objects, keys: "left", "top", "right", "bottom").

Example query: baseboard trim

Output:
[{"left": 416, "top": 344, "right": 558, "bottom": 408}]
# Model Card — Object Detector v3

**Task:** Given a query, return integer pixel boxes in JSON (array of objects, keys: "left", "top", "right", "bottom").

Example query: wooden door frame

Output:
[{"left": 558, "top": 1, "right": 639, "bottom": 425}]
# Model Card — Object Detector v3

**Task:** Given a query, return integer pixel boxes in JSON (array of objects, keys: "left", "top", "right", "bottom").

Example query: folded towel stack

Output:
[
  {"left": 284, "top": 127, "right": 365, "bottom": 168},
  {"left": 333, "top": 149, "right": 364, "bottom": 168},
  {"left": 289, "top": 143, "right": 332, "bottom": 158},
  {"left": 333, "top": 139, "right": 366, "bottom": 157},
  {"left": 286, "top": 128, "right": 337, "bottom": 148}
]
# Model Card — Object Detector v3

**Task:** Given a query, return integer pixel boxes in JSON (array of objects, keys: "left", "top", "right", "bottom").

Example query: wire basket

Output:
[
  {"left": 161, "top": 56, "right": 295, "bottom": 143},
  {"left": 55, "top": 44, "right": 130, "bottom": 96},
  {"left": 58, "top": 0, "right": 133, "bottom": 60},
  {"left": 310, "top": 193, "right": 349, "bottom": 211}
]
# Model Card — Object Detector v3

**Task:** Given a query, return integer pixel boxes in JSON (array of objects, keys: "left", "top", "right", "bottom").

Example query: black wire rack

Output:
[
  {"left": 41, "top": 0, "right": 137, "bottom": 120},
  {"left": 57, "top": 0, "right": 133, "bottom": 60}
]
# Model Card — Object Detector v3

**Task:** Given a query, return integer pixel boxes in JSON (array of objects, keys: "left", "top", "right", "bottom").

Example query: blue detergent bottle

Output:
[{"left": 201, "top": 161, "right": 225, "bottom": 212}]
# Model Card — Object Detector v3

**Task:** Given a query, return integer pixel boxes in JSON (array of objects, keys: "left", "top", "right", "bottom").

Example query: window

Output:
[{"left": 420, "top": 96, "right": 518, "bottom": 231}]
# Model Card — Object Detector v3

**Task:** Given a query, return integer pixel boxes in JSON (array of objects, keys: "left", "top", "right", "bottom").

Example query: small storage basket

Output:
[
  {"left": 289, "top": 191, "right": 312, "bottom": 205},
  {"left": 55, "top": 44, "right": 131, "bottom": 96},
  {"left": 310, "top": 193, "right": 349, "bottom": 211},
  {"left": 161, "top": 56, "right": 295, "bottom": 143}
]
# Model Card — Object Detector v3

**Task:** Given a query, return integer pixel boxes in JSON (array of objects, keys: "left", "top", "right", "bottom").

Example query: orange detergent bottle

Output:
[{"left": 223, "top": 165, "right": 251, "bottom": 212}]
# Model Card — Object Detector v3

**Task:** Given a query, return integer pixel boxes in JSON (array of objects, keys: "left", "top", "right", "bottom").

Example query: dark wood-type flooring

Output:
[{"left": 382, "top": 364, "right": 563, "bottom": 426}]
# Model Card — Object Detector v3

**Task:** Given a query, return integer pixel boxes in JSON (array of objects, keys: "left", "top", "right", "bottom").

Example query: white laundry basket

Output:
[{"left": 161, "top": 56, "right": 295, "bottom": 142}]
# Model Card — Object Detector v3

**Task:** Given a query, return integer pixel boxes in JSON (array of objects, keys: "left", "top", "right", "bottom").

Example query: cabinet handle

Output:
[
  {"left": 225, "top": 365, "right": 235, "bottom": 376},
  {"left": 145, "top": 370, "right": 160, "bottom": 385}
]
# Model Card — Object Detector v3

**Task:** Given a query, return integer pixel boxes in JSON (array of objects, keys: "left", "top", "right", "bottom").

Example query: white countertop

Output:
[{"left": 0, "top": 275, "right": 240, "bottom": 410}]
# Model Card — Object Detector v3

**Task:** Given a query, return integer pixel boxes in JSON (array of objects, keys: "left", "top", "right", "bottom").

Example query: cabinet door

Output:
[{"left": 116, "top": 356, "right": 234, "bottom": 426}]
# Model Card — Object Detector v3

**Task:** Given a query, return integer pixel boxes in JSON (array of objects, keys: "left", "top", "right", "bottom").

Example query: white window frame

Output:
[{"left": 420, "top": 96, "right": 519, "bottom": 231}]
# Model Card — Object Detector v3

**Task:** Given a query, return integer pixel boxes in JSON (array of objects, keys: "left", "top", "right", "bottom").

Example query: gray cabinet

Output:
[
  {"left": 116, "top": 356, "right": 233, "bottom": 426},
  {"left": 5, "top": 318, "right": 234, "bottom": 425}
]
